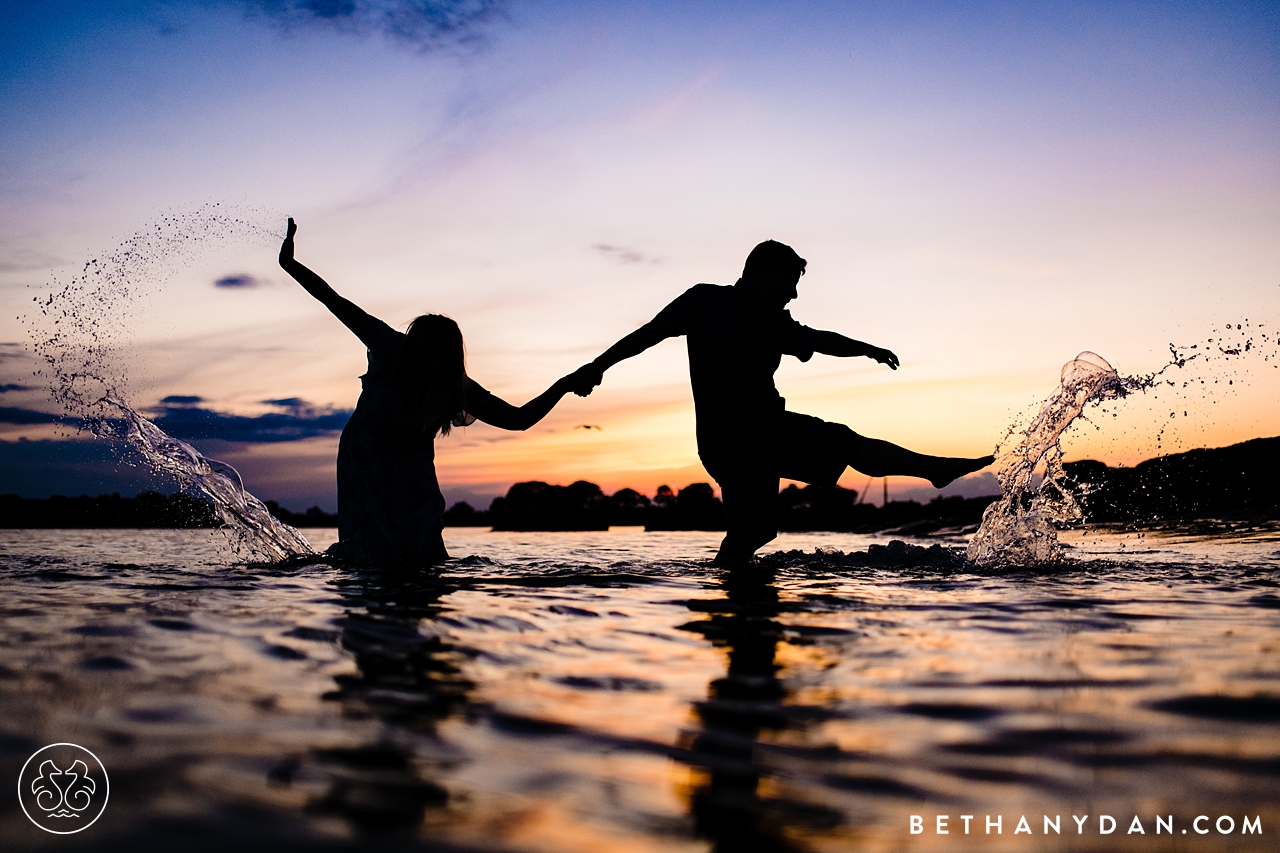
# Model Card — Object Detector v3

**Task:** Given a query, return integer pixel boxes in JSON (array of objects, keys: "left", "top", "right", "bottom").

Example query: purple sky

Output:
[{"left": 2, "top": 1, "right": 1277, "bottom": 510}]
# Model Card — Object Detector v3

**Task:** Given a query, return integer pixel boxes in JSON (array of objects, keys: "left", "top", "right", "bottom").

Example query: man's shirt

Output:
[{"left": 647, "top": 282, "right": 820, "bottom": 455}]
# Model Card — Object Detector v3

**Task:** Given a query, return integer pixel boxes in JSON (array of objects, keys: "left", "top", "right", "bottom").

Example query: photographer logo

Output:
[{"left": 18, "top": 743, "right": 109, "bottom": 834}]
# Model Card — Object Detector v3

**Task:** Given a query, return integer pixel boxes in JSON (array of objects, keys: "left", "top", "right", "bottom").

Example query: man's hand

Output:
[
  {"left": 279, "top": 217, "right": 297, "bottom": 266},
  {"left": 871, "top": 347, "right": 899, "bottom": 370},
  {"left": 569, "top": 363, "right": 604, "bottom": 397}
]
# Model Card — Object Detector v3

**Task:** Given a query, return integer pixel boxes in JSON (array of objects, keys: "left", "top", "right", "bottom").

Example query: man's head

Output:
[{"left": 741, "top": 240, "right": 806, "bottom": 307}]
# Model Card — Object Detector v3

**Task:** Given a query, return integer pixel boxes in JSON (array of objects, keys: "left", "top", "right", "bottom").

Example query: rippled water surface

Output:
[{"left": 2, "top": 527, "right": 1277, "bottom": 851}]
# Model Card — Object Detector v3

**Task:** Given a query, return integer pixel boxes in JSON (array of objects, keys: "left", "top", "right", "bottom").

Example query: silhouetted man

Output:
[{"left": 576, "top": 240, "right": 993, "bottom": 566}]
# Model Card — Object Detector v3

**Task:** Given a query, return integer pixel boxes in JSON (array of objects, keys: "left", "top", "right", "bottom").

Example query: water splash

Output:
[
  {"left": 967, "top": 322, "right": 1279, "bottom": 567},
  {"left": 99, "top": 394, "right": 314, "bottom": 560},
  {"left": 30, "top": 204, "right": 275, "bottom": 415},
  {"left": 25, "top": 204, "right": 314, "bottom": 562},
  {"left": 967, "top": 353, "right": 1134, "bottom": 566}
]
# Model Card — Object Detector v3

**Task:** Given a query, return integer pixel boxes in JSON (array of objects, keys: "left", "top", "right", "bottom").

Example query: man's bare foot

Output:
[
  {"left": 713, "top": 548, "right": 755, "bottom": 568},
  {"left": 929, "top": 455, "right": 995, "bottom": 489}
]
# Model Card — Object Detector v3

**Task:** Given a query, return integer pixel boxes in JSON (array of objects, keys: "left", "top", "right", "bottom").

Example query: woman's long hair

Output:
[{"left": 393, "top": 314, "right": 468, "bottom": 437}]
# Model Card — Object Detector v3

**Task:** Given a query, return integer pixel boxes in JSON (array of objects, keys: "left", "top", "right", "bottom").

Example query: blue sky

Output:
[{"left": 2, "top": 1, "right": 1277, "bottom": 509}]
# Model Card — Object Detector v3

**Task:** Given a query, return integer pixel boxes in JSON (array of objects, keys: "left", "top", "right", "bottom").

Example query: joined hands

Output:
[{"left": 566, "top": 363, "right": 604, "bottom": 397}]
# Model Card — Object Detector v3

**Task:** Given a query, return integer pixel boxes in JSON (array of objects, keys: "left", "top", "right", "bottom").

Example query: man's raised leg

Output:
[{"left": 849, "top": 437, "right": 993, "bottom": 489}]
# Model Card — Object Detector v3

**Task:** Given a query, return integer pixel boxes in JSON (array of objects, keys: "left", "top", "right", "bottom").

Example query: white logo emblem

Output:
[{"left": 18, "top": 743, "right": 109, "bottom": 834}]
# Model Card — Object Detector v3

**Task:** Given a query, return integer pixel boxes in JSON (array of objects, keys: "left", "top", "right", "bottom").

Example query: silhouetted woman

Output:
[{"left": 280, "top": 218, "right": 579, "bottom": 566}]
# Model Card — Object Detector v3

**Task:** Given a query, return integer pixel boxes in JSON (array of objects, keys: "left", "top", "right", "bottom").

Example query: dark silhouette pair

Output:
[{"left": 281, "top": 221, "right": 991, "bottom": 567}]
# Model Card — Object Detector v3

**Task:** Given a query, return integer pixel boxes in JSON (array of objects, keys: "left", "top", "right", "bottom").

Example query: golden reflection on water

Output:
[{"left": 0, "top": 526, "right": 1276, "bottom": 851}]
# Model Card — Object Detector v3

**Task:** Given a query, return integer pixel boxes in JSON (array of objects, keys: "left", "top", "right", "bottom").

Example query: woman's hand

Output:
[{"left": 279, "top": 217, "right": 297, "bottom": 266}]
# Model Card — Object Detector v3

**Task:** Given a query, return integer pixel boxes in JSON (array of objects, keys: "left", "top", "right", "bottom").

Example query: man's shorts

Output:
[
  {"left": 701, "top": 411, "right": 864, "bottom": 489},
  {"left": 777, "top": 411, "right": 864, "bottom": 487},
  {"left": 704, "top": 412, "right": 863, "bottom": 552}
]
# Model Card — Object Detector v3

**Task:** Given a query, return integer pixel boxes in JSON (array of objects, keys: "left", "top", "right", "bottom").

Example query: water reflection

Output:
[
  {"left": 296, "top": 567, "right": 471, "bottom": 834},
  {"left": 2, "top": 529, "right": 1277, "bottom": 851},
  {"left": 678, "top": 567, "right": 841, "bottom": 852}
]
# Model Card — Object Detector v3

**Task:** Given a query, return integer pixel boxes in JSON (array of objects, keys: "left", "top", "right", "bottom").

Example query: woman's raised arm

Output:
[{"left": 279, "top": 217, "right": 397, "bottom": 351}]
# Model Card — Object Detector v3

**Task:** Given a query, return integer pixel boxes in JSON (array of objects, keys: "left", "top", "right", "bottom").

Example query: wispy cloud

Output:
[
  {"left": 214, "top": 274, "right": 263, "bottom": 288},
  {"left": 594, "top": 244, "right": 656, "bottom": 265},
  {"left": 0, "top": 397, "right": 352, "bottom": 444},
  {"left": 232, "top": 0, "right": 507, "bottom": 51},
  {"left": 0, "top": 406, "right": 61, "bottom": 425},
  {"left": 147, "top": 397, "right": 352, "bottom": 443}
]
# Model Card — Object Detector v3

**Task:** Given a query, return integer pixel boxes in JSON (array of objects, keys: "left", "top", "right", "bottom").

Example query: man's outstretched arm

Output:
[
  {"left": 572, "top": 321, "right": 676, "bottom": 395},
  {"left": 809, "top": 329, "right": 900, "bottom": 370}
]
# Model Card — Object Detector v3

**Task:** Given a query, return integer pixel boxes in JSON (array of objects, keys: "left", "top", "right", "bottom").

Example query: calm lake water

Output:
[{"left": 1, "top": 526, "right": 1277, "bottom": 852}]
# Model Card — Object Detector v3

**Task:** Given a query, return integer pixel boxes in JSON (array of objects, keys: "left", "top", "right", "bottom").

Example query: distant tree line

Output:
[
  {"left": 1059, "top": 436, "right": 1279, "bottom": 523},
  {"left": 4, "top": 436, "right": 1274, "bottom": 530},
  {"left": 443, "top": 479, "right": 999, "bottom": 534},
  {"left": 0, "top": 491, "right": 221, "bottom": 528},
  {"left": 0, "top": 493, "right": 347, "bottom": 529},
  {"left": 262, "top": 501, "right": 339, "bottom": 527}
]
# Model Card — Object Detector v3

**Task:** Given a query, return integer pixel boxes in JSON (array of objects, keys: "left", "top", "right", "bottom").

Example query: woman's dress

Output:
[{"left": 324, "top": 311, "right": 492, "bottom": 567}]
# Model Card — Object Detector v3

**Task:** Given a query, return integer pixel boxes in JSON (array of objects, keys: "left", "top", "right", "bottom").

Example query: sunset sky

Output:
[{"left": 2, "top": 1, "right": 1277, "bottom": 511}]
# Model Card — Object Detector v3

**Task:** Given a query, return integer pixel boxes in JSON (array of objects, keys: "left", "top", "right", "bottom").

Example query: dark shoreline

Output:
[
  {"left": 0, "top": 489, "right": 999, "bottom": 534},
  {"left": 2, "top": 436, "right": 1275, "bottom": 533}
]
